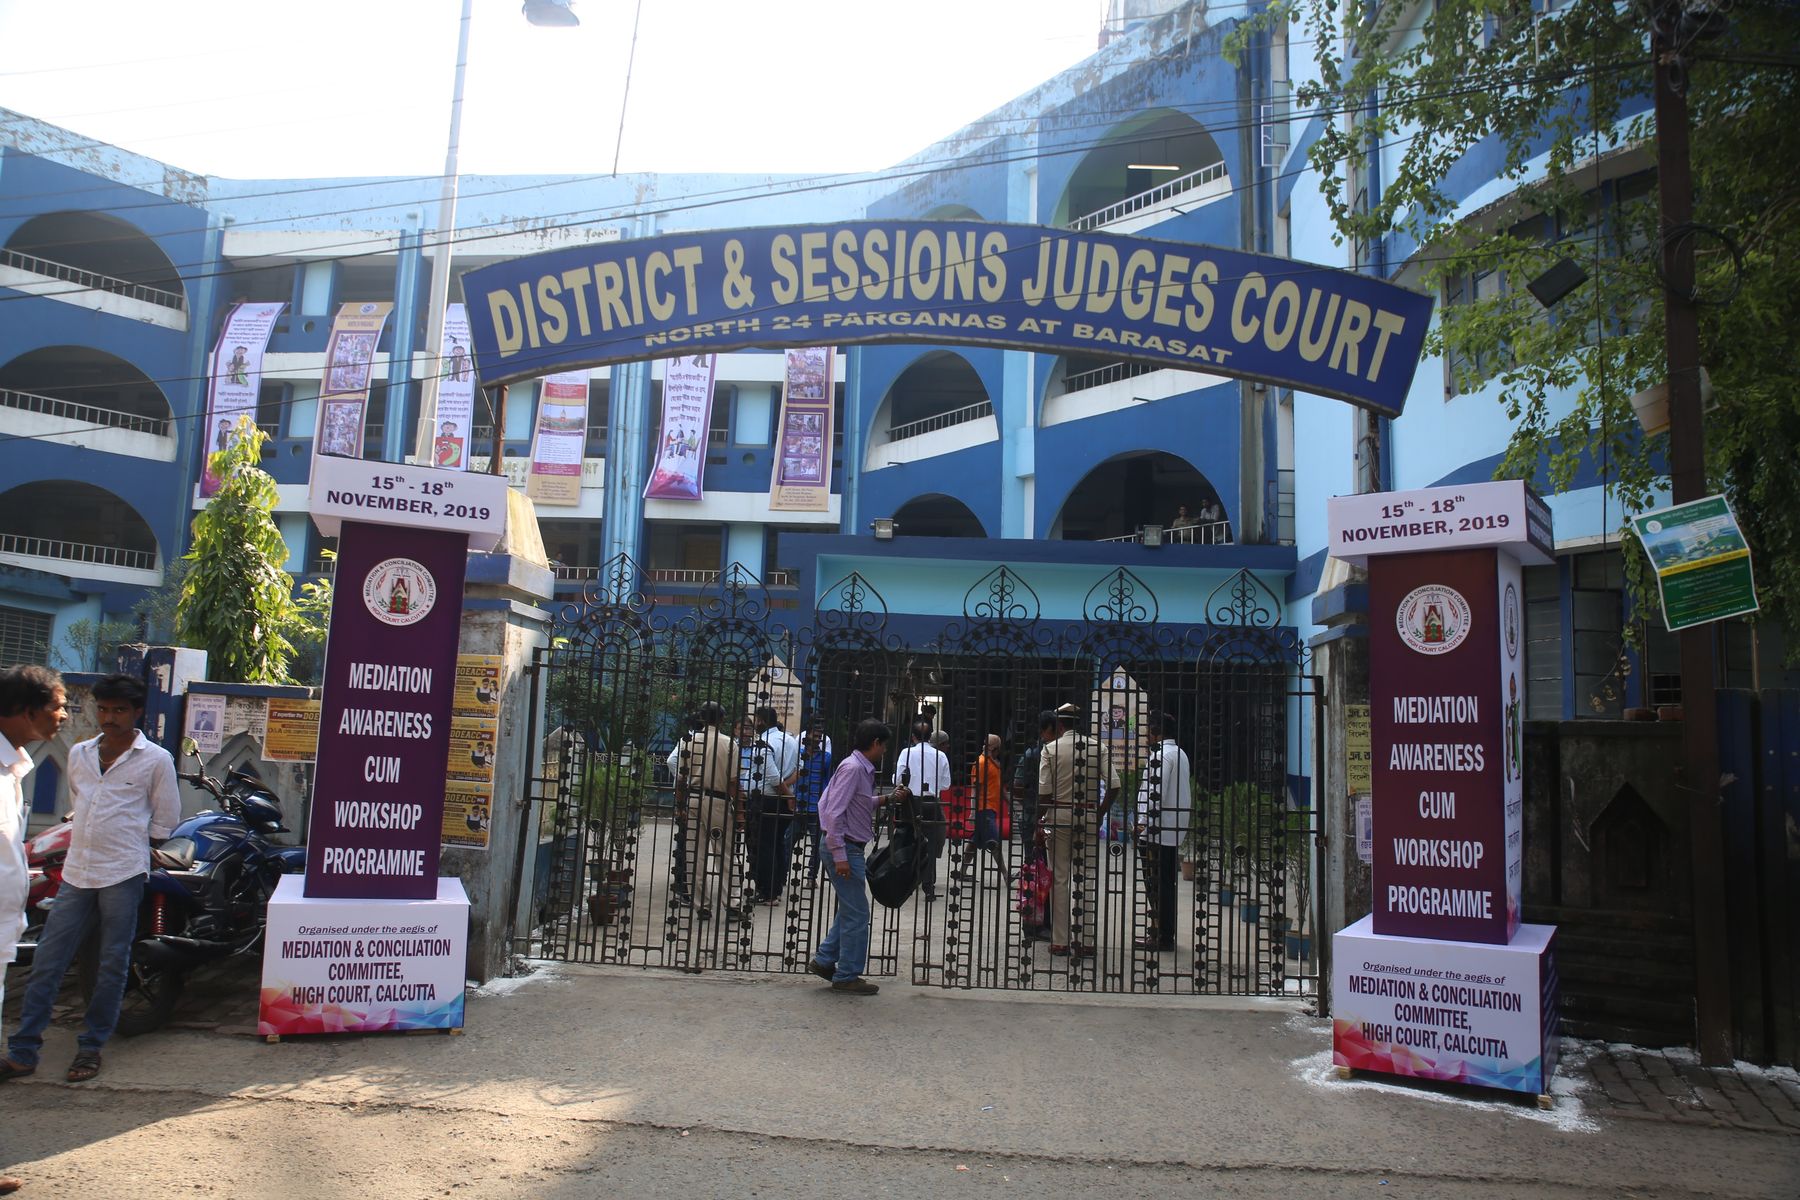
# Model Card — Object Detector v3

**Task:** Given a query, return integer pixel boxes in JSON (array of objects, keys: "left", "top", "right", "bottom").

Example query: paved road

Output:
[{"left": 3, "top": 963, "right": 1797, "bottom": 1198}]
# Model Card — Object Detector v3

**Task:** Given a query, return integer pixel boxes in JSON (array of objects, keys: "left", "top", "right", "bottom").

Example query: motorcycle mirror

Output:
[{"left": 180, "top": 736, "right": 200, "bottom": 760}]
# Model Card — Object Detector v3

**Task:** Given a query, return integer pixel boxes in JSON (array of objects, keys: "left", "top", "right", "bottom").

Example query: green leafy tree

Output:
[
  {"left": 50, "top": 618, "right": 139, "bottom": 672},
  {"left": 177, "top": 416, "right": 300, "bottom": 682},
  {"left": 1238, "top": 0, "right": 1800, "bottom": 648},
  {"left": 288, "top": 551, "right": 335, "bottom": 686},
  {"left": 132, "top": 555, "right": 192, "bottom": 646}
]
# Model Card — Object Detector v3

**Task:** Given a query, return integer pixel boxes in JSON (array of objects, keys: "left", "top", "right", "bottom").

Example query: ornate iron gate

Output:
[{"left": 518, "top": 557, "right": 1322, "bottom": 997}]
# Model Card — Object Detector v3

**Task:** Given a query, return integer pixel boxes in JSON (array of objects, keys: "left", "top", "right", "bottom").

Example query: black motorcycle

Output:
[{"left": 101, "top": 741, "right": 305, "bottom": 1036}]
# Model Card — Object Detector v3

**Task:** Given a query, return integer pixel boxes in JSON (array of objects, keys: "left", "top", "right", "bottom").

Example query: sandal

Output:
[
  {"left": 66, "top": 1052, "right": 101, "bottom": 1083},
  {"left": 0, "top": 1058, "right": 34, "bottom": 1083}
]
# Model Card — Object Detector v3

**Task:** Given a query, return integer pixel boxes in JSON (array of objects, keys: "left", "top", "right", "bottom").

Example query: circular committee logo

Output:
[
  {"left": 1396, "top": 584, "right": 1472, "bottom": 656},
  {"left": 1503, "top": 582, "right": 1520, "bottom": 661},
  {"left": 362, "top": 557, "right": 438, "bottom": 627}
]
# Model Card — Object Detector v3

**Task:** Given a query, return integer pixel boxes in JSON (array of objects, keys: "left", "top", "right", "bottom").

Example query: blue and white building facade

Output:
[{"left": 0, "top": 0, "right": 1775, "bottom": 726}]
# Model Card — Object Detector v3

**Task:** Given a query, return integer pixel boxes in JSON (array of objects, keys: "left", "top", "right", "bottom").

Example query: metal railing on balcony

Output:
[
  {"left": 0, "top": 532, "right": 157, "bottom": 571},
  {"left": 0, "top": 387, "right": 170, "bottom": 437},
  {"left": 1068, "top": 160, "right": 1229, "bottom": 231},
  {"left": 1060, "top": 360, "right": 1159, "bottom": 395},
  {"left": 1097, "top": 519, "right": 1234, "bottom": 547},
  {"left": 0, "top": 247, "right": 185, "bottom": 311},
  {"left": 610, "top": 567, "right": 797, "bottom": 588},
  {"left": 887, "top": 399, "right": 994, "bottom": 443}
]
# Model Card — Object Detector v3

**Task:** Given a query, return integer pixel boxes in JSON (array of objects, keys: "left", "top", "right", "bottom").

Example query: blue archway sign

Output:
[{"left": 461, "top": 220, "right": 1433, "bottom": 417}]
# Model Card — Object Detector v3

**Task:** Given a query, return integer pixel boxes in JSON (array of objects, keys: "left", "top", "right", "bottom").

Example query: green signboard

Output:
[{"left": 1630, "top": 495, "right": 1759, "bottom": 631}]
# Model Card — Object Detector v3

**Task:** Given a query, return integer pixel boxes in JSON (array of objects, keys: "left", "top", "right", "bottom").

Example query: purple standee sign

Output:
[{"left": 303, "top": 521, "right": 470, "bottom": 899}]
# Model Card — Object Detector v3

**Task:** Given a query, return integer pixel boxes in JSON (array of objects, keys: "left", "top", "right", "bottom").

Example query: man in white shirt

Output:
[
  {"left": 744, "top": 706, "right": 800, "bottom": 903},
  {"left": 2, "top": 673, "right": 179, "bottom": 1086},
  {"left": 0, "top": 665, "right": 65, "bottom": 1191},
  {"left": 1135, "top": 713, "right": 1193, "bottom": 953},
  {"left": 894, "top": 720, "right": 950, "bottom": 901}
]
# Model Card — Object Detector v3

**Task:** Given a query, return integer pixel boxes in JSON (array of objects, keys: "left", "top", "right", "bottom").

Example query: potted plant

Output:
[
  {"left": 1175, "top": 773, "right": 1205, "bottom": 881},
  {"left": 586, "top": 747, "right": 649, "bottom": 923}
]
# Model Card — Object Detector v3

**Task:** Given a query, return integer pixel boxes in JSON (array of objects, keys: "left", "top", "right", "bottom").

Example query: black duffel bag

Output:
[{"left": 866, "top": 800, "right": 926, "bottom": 909}]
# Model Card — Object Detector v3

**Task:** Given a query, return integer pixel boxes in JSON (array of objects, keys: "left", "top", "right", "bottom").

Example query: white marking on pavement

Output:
[{"left": 1291, "top": 1048, "right": 1600, "bottom": 1134}]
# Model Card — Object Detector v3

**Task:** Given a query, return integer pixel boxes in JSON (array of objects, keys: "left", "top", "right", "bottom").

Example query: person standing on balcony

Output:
[
  {"left": 3, "top": 672, "right": 178, "bottom": 1087},
  {"left": 1197, "top": 497, "right": 1227, "bottom": 541}
]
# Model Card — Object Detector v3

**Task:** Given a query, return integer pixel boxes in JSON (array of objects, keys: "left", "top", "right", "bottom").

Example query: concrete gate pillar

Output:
[
  {"left": 1309, "top": 570, "right": 1374, "bottom": 968},
  {"left": 442, "top": 489, "right": 554, "bottom": 983}
]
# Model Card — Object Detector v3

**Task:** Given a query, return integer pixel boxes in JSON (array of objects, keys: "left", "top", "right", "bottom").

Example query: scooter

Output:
[
  {"left": 13, "top": 819, "right": 73, "bottom": 967},
  {"left": 109, "top": 741, "right": 305, "bottom": 1036}
]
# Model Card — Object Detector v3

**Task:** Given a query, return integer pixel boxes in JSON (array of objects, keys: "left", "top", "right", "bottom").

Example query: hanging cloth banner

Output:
[
  {"left": 526, "top": 370, "right": 588, "bottom": 506},
  {"left": 769, "top": 347, "right": 834, "bottom": 512},
  {"left": 314, "top": 301, "right": 394, "bottom": 458},
  {"left": 644, "top": 354, "right": 716, "bottom": 500},
  {"left": 433, "top": 303, "right": 476, "bottom": 470},
  {"left": 200, "top": 300, "right": 285, "bottom": 496}
]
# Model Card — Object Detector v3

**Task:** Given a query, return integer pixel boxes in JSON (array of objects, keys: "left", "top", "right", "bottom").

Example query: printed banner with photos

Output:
[
  {"left": 769, "top": 347, "right": 834, "bottom": 512},
  {"left": 201, "top": 301, "right": 285, "bottom": 496},
  {"left": 644, "top": 354, "right": 716, "bottom": 500},
  {"left": 314, "top": 301, "right": 395, "bottom": 459},
  {"left": 433, "top": 303, "right": 476, "bottom": 470}
]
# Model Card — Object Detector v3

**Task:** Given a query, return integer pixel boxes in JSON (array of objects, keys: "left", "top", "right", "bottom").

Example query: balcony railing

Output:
[
  {"left": 1068, "top": 160, "right": 1230, "bottom": 232},
  {"left": 0, "top": 247, "right": 185, "bottom": 311},
  {"left": 1060, "top": 360, "right": 1158, "bottom": 395},
  {"left": 558, "top": 566, "right": 796, "bottom": 588},
  {"left": 0, "top": 387, "right": 170, "bottom": 437},
  {"left": 1097, "top": 520, "right": 1234, "bottom": 547},
  {"left": 0, "top": 532, "right": 156, "bottom": 571},
  {"left": 888, "top": 399, "right": 993, "bottom": 443}
]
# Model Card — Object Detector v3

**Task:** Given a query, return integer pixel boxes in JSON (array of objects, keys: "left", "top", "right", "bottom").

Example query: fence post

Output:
[{"left": 441, "top": 490, "right": 555, "bottom": 982}]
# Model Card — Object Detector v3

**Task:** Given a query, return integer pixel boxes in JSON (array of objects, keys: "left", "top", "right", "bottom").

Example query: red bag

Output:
[{"left": 1016, "top": 851, "right": 1051, "bottom": 928}]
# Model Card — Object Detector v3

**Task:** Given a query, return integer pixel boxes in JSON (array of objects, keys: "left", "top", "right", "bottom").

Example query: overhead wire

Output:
[
  {"left": 0, "top": 175, "right": 1657, "bottom": 452},
  {"left": 0, "top": 11, "right": 1654, "bottom": 223},
  {"left": 0, "top": 53, "right": 1654, "bottom": 307}
]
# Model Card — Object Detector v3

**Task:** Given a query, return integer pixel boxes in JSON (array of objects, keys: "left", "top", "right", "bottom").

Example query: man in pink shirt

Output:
[{"left": 810, "top": 720, "right": 909, "bottom": 995}]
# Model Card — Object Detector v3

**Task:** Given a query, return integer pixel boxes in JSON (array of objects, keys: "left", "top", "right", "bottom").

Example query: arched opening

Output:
[
  {"left": 884, "top": 351, "right": 991, "bottom": 436},
  {"left": 0, "top": 481, "right": 160, "bottom": 573},
  {"left": 0, "top": 346, "right": 174, "bottom": 436},
  {"left": 865, "top": 351, "right": 996, "bottom": 468},
  {"left": 890, "top": 493, "right": 986, "bottom": 538},
  {"left": 922, "top": 203, "right": 984, "bottom": 221},
  {"left": 1056, "top": 109, "right": 1226, "bottom": 229},
  {"left": 1050, "top": 451, "right": 1226, "bottom": 543},
  {"left": 1043, "top": 353, "right": 1161, "bottom": 401},
  {"left": 3, "top": 211, "right": 185, "bottom": 310}
]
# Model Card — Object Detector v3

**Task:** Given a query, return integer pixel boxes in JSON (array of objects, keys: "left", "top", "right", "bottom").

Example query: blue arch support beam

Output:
[{"left": 458, "top": 221, "right": 1435, "bottom": 419}]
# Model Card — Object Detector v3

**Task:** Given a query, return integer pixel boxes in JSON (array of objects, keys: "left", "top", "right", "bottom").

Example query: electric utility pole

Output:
[{"left": 1650, "top": 0, "right": 1732, "bottom": 1067}]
